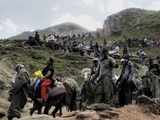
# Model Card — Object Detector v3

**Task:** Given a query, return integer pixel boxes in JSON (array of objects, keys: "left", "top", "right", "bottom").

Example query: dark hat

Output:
[
  {"left": 92, "top": 58, "right": 99, "bottom": 62},
  {"left": 49, "top": 57, "right": 54, "bottom": 62},
  {"left": 15, "top": 64, "right": 24, "bottom": 71},
  {"left": 102, "top": 48, "right": 109, "bottom": 54}
]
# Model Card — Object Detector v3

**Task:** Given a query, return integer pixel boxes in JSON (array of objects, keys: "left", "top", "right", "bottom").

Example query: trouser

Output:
[
  {"left": 118, "top": 88, "right": 132, "bottom": 106},
  {"left": 143, "top": 88, "right": 152, "bottom": 98},
  {"left": 7, "top": 92, "right": 27, "bottom": 120}
]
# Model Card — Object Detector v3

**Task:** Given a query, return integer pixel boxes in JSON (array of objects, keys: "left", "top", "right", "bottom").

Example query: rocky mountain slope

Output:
[
  {"left": 1, "top": 8, "right": 160, "bottom": 119},
  {"left": 103, "top": 8, "right": 160, "bottom": 37},
  {"left": 9, "top": 8, "right": 160, "bottom": 41},
  {"left": 9, "top": 22, "right": 88, "bottom": 40}
]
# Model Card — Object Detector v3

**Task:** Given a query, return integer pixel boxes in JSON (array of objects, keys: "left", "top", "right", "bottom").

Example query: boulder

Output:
[
  {"left": 76, "top": 111, "right": 100, "bottom": 120},
  {"left": 136, "top": 95, "right": 160, "bottom": 115},
  {"left": 98, "top": 110, "right": 119, "bottom": 119},
  {"left": 0, "top": 108, "right": 5, "bottom": 118},
  {"left": 87, "top": 103, "right": 113, "bottom": 111},
  {"left": 136, "top": 95, "right": 155, "bottom": 105},
  {"left": 62, "top": 111, "right": 78, "bottom": 118}
]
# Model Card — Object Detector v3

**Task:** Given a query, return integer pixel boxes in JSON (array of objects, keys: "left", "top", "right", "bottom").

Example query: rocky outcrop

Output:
[
  {"left": 103, "top": 14, "right": 122, "bottom": 36},
  {"left": 103, "top": 8, "right": 146, "bottom": 36},
  {"left": 102, "top": 8, "right": 160, "bottom": 37},
  {"left": 136, "top": 95, "right": 160, "bottom": 115}
]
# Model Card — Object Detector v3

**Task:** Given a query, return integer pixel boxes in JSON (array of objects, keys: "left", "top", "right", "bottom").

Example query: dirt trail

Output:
[
  {"left": 117, "top": 105, "right": 160, "bottom": 120},
  {"left": 17, "top": 104, "right": 160, "bottom": 120}
]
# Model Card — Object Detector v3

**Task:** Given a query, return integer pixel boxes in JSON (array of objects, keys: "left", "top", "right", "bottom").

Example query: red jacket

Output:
[{"left": 41, "top": 79, "right": 53, "bottom": 101}]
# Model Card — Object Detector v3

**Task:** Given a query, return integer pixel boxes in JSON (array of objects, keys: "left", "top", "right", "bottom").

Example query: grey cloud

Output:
[{"left": 0, "top": 0, "right": 159, "bottom": 38}]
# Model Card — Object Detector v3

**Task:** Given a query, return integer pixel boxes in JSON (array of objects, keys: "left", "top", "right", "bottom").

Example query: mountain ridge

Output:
[
  {"left": 9, "top": 8, "right": 160, "bottom": 40},
  {"left": 9, "top": 22, "right": 88, "bottom": 40}
]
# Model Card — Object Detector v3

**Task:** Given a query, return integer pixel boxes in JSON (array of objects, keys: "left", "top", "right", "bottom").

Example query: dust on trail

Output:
[
  {"left": 116, "top": 105, "right": 160, "bottom": 120},
  {"left": 60, "top": 105, "right": 160, "bottom": 120}
]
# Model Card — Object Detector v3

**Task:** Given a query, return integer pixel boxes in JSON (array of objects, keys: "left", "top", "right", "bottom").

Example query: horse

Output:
[{"left": 30, "top": 80, "right": 78, "bottom": 117}]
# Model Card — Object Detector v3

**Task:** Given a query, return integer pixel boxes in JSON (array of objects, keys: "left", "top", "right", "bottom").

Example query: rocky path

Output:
[{"left": 1, "top": 98, "right": 160, "bottom": 120}]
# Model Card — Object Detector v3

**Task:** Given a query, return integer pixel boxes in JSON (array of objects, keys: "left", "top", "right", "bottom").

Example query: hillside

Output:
[
  {"left": 0, "top": 40, "right": 92, "bottom": 97},
  {"left": 103, "top": 8, "right": 160, "bottom": 38},
  {"left": 9, "top": 22, "right": 88, "bottom": 40},
  {"left": 0, "top": 39, "right": 160, "bottom": 120}
]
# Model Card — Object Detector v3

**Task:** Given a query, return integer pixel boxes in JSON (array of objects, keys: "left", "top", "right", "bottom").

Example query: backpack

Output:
[{"left": 34, "top": 79, "right": 41, "bottom": 98}]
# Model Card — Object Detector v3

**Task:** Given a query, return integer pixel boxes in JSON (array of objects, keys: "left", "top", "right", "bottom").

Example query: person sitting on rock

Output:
[{"left": 35, "top": 32, "right": 40, "bottom": 42}]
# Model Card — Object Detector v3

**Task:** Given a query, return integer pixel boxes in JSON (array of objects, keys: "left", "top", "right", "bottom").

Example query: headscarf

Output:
[{"left": 15, "top": 64, "right": 25, "bottom": 72}]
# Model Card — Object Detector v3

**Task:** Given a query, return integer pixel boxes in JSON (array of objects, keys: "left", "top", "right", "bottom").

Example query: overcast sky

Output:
[{"left": 0, "top": 0, "right": 160, "bottom": 38}]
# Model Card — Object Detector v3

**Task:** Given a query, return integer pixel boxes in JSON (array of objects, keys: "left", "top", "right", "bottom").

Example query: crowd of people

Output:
[
  {"left": 81, "top": 46, "right": 160, "bottom": 107},
  {"left": 25, "top": 32, "right": 108, "bottom": 57},
  {"left": 6, "top": 32, "right": 160, "bottom": 120},
  {"left": 127, "top": 37, "right": 160, "bottom": 48}
]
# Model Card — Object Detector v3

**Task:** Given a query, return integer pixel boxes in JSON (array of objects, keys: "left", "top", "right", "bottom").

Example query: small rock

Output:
[
  {"left": 76, "top": 111, "right": 100, "bottom": 120},
  {"left": 98, "top": 110, "right": 119, "bottom": 119},
  {"left": 87, "top": 103, "right": 113, "bottom": 111},
  {"left": 19, "top": 115, "right": 54, "bottom": 120},
  {"left": 62, "top": 111, "right": 78, "bottom": 118},
  {"left": 136, "top": 95, "right": 160, "bottom": 115},
  {"left": 136, "top": 95, "right": 155, "bottom": 105}
]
